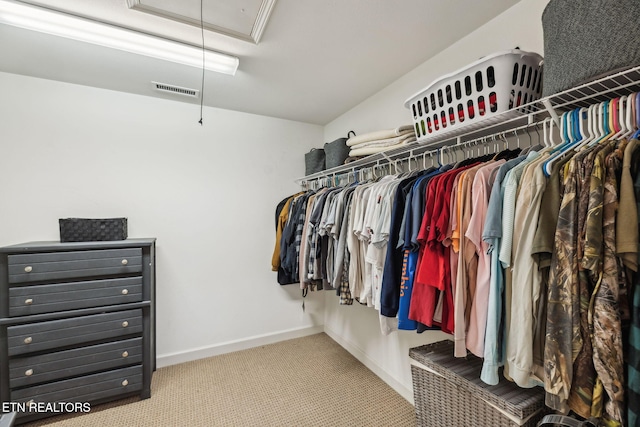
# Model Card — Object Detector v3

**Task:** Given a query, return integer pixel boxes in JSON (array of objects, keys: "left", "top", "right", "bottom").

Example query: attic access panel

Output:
[{"left": 126, "top": 0, "right": 276, "bottom": 44}]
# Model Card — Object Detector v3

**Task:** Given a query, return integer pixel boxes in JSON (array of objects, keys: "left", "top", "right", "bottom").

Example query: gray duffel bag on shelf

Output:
[
  {"left": 324, "top": 130, "right": 355, "bottom": 169},
  {"left": 305, "top": 148, "right": 325, "bottom": 175},
  {"left": 542, "top": 0, "right": 640, "bottom": 97}
]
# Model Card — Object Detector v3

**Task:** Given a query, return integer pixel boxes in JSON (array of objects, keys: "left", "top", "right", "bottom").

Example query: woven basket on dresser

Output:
[{"left": 409, "top": 341, "right": 547, "bottom": 427}]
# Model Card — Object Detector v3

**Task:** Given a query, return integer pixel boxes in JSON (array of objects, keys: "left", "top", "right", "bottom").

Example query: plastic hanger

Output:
[
  {"left": 512, "top": 130, "right": 520, "bottom": 149},
  {"left": 606, "top": 99, "right": 616, "bottom": 140},
  {"left": 630, "top": 92, "right": 639, "bottom": 137},
  {"left": 622, "top": 94, "right": 633, "bottom": 137},
  {"left": 576, "top": 107, "right": 589, "bottom": 147},
  {"left": 590, "top": 103, "right": 599, "bottom": 142},
  {"left": 632, "top": 92, "right": 640, "bottom": 139},
  {"left": 549, "top": 116, "right": 557, "bottom": 146},
  {"left": 589, "top": 99, "right": 616, "bottom": 147},
  {"left": 548, "top": 110, "right": 573, "bottom": 154},
  {"left": 598, "top": 101, "right": 607, "bottom": 140},
  {"left": 572, "top": 108, "right": 582, "bottom": 142},
  {"left": 609, "top": 97, "right": 625, "bottom": 140},
  {"left": 611, "top": 95, "right": 627, "bottom": 140},
  {"left": 561, "top": 110, "right": 569, "bottom": 146},
  {"left": 533, "top": 123, "right": 541, "bottom": 147},
  {"left": 543, "top": 117, "right": 566, "bottom": 176},
  {"left": 500, "top": 132, "right": 510, "bottom": 151},
  {"left": 586, "top": 101, "right": 608, "bottom": 147},
  {"left": 583, "top": 106, "right": 594, "bottom": 144},
  {"left": 595, "top": 101, "right": 605, "bottom": 140},
  {"left": 543, "top": 108, "right": 583, "bottom": 176},
  {"left": 543, "top": 118, "right": 549, "bottom": 147},
  {"left": 590, "top": 102, "right": 601, "bottom": 143},
  {"left": 592, "top": 101, "right": 609, "bottom": 145},
  {"left": 621, "top": 93, "right": 636, "bottom": 139},
  {"left": 525, "top": 125, "right": 533, "bottom": 147},
  {"left": 573, "top": 106, "right": 595, "bottom": 152}
]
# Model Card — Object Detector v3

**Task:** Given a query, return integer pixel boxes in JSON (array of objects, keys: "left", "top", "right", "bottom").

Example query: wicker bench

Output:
[{"left": 409, "top": 341, "right": 546, "bottom": 427}]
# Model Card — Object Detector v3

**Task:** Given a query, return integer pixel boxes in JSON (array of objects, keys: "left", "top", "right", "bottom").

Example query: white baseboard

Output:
[
  {"left": 157, "top": 325, "right": 324, "bottom": 368},
  {"left": 323, "top": 326, "right": 414, "bottom": 404}
]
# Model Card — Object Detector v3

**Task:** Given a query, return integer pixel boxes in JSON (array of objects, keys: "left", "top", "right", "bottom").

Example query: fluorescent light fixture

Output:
[{"left": 0, "top": 0, "right": 239, "bottom": 75}]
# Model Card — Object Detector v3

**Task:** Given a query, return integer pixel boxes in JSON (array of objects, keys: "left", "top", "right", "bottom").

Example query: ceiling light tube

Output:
[{"left": 0, "top": 0, "right": 239, "bottom": 75}]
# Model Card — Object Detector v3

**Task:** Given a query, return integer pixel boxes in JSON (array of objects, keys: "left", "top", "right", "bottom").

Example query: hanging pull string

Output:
[{"left": 198, "top": 0, "right": 205, "bottom": 125}]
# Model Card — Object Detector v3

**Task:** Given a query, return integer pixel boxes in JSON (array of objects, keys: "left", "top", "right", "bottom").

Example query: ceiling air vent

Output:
[{"left": 151, "top": 81, "right": 199, "bottom": 98}]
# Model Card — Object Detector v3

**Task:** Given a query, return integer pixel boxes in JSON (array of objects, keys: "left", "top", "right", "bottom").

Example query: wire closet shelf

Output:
[{"left": 296, "top": 65, "right": 640, "bottom": 187}]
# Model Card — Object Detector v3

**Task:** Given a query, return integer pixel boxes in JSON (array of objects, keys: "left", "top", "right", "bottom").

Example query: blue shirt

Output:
[
  {"left": 480, "top": 156, "right": 525, "bottom": 385},
  {"left": 380, "top": 175, "right": 420, "bottom": 318}
]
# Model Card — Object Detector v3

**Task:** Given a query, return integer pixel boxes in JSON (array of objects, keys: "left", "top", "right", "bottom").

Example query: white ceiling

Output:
[{"left": 0, "top": 0, "right": 522, "bottom": 125}]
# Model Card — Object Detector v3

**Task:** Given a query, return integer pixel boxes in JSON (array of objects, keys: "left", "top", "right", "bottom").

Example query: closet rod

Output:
[
  {"left": 300, "top": 145, "right": 442, "bottom": 190},
  {"left": 296, "top": 114, "right": 540, "bottom": 186},
  {"left": 299, "top": 119, "right": 548, "bottom": 189}
]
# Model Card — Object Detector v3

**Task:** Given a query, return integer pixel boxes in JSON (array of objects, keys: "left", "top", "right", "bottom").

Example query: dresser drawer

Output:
[
  {"left": 9, "top": 277, "right": 143, "bottom": 316},
  {"left": 7, "top": 309, "right": 143, "bottom": 356},
  {"left": 7, "top": 248, "right": 142, "bottom": 284},
  {"left": 11, "top": 365, "right": 143, "bottom": 406},
  {"left": 9, "top": 337, "right": 142, "bottom": 388}
]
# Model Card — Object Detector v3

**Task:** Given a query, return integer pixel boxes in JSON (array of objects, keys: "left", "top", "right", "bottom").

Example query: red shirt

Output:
[
  {"left": 411, "top": 165, "right": 477, "bottom": 331},
  {"left": 410, "top": 174, "right": 442, "bottom": 326}
]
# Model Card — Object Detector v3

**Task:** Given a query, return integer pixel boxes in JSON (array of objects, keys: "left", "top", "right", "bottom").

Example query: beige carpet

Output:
[{"left": 23, "top": 333, "right": 415, "bottom": 426}]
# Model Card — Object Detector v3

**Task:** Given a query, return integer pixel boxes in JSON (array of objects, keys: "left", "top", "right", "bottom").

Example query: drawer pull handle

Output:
[
  {"left": 122, "top": 351, "right": 129, "bottom": 358},
  {"left": 25, "top": 369, "right": 33, "bottom": 376},
  {"left": 121, "top": 259, "right": 128, "bottom": 265},
  {"left": 24, "top": 337, "right": 32, "bottom": 344},
  {"left": 122, "top": 379, "right": 129, "bottom": 387},
  {"left": 122, "top": 321, "right": 129, "bottom": 328},
  {"left": 25, "top": 298, "right": 33, "bottom": 305},
  {"left": 121, "top": 289, "right": 129, "bottom": 295},
  {"left": 24, "top": 266, "right": 33, "bottom": 273}
]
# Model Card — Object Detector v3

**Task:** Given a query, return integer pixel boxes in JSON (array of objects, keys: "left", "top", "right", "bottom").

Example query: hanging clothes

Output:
[{"left": 275, "top": 99, "right": 640, "bottom": 426}]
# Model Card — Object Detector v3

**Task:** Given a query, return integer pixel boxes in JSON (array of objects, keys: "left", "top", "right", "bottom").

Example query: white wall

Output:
[
  {"left": 0, "top": 72, "right": 325, "bottom": 366},
  {"left": 322, "top": 0, "right": 551, "bottom": 402}
]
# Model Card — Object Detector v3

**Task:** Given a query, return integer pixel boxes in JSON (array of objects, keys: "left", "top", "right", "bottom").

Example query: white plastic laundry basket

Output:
[{"left": 404, "top": 49, "right": 544, "bottom": 143}]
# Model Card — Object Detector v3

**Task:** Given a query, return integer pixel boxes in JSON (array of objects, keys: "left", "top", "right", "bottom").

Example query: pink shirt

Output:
[
  {"left": 464, "top": 160, "right": 504, "bottom": 357},
  {"left": 454, "top": 164, "right": 483, "bottom": 357}
]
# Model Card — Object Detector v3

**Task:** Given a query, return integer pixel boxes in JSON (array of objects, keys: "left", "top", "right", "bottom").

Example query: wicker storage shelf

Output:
[{"left": 410, "top": 341, "right": 546, "bottom": 427}]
